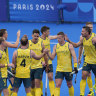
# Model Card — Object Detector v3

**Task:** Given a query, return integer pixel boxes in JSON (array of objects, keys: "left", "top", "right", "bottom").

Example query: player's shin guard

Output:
[
  {"left": 87, "top": 76, "right": 93, "bottom": 91},
  {"left": 40, "top": 81, "right": 43, "bottom": 95},
  {"left": 35, "top": 88, "right": 41, "bottom": 96},
  {"left": 11, "top": 92, "right": 17, "bottom": 96},
  {"left": 49, "top": 81, "right": 55, "bottom": 96},
  {"left": 26, "top": 92, "right": 32, "bottom": 96},
  {"left": 8, "top": 84, "right": 13, "bottom": 96},
  {"left": 54, "top": 88, "right": 60, "bottom": 96},
  {"left": 69, "top": 86, "right": 74, "bottom": 96},
  {"left": 31, "top": 88, "right": 35, "bottom": 96},
  {"left": 80, "top": 79, "right": 86, "bottom": 95}
]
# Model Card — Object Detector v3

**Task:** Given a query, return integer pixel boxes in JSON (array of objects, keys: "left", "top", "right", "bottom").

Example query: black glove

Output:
[{"left": 73, "top": 67, "right": 78, "bottom": 74}]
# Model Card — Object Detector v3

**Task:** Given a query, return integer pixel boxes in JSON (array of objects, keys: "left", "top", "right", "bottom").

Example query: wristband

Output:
[
  {"left": 5, "top": 64, "right": 7, "bottom": 67},
  {"left": 74, "top": 63, "right": 77, "bottom": 67}
]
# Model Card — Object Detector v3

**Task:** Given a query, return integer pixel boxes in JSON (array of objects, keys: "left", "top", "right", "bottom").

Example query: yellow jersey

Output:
[
  {"left": 28, "top": 40, "right": 43, "bottom": 69},
  {"left": 56, "top": 42, "right": 72, "bottom": 72},
  {"left": 15, "top": 49, "right": 31, "bottom": 78},
  {"left": 39, "top": 37, "right": 52, "bottom": 64},
  {"left": 83, "top": 33, "right": 96, "bottom": 64},
  {"left": 4, "top": 47, "right": 9, "bottom": 64},
  {"left": 0, "top": 50, "right": 8, "bottom": 78},
  {"left": 83, "top": 32, "right": 95, "bottom": 56}
]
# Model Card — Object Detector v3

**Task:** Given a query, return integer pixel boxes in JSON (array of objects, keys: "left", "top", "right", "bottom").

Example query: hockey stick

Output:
[
  {"left": 70, "top": 67, "right": 83, "bottom": 75},
  {"left": 45, "top": 73, "right": 48, "bottom": 96}
]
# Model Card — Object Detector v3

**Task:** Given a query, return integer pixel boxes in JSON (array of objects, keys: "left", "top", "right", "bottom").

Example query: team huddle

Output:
[{"left": 0, "top": 22, "right": 96, "bottom": 96}]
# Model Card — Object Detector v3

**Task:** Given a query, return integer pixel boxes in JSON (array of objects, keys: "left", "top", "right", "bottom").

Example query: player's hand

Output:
[
  {"left": 17, "top": 30, "right": 20, "bottom": 38},
  {"left": 73, "top": 67, "right": 78, "bottom": 74},
  {"left": 42, "top": 62, "right": 46, "bottom": 67},
  {"left": 8, "top": 63, "right": 15, "bottom": 68},
  {"left": 78, "top": 58, "right": 81, "bottom": 65},
  {"left": 43, "top": 49, "right": 49, "bottom": 54},
  {"left": 45, "top": 65, "right": 50, "bottom": 73},
  {"left": 65, "top": 34, "right": 69, "bottom": 42}
]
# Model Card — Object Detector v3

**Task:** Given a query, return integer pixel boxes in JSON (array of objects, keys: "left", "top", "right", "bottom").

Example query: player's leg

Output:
[
  {"left": 7, "top": 67, "right": 14, "bottom": 96},
  {"left": 24, "top": 78, "right": 32, "bottom": 96},
  {"left": 92, "top": 64, "right": 96, "bottom": 94},
  {"left": 1, "top": 78, "right": 9, "bottom": 96},
  {"left": 11, "top": 77, "right": 21, "bottom": 96},
  {"left": 87, "top": 72, "right": 94, "bottom": 96},
  {"left": 30, "top": 69, "right": 35, "bottom": 96},
  {"left": 65, "top": 72, "right": 74, "bottom": 96},
  {"left": 48, "top": 64, "right": 55, "bottom": 96},
  {"left": 54, "top": 71, "right": 63, "bottom": 96},
  {"left": 34, "top": 68, "right": 42, "bottom": 96}
]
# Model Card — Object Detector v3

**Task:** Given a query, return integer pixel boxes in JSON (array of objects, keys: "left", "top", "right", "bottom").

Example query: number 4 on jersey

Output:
[{"left": 20, "top": 59, "right": 26, "bottom": 67}]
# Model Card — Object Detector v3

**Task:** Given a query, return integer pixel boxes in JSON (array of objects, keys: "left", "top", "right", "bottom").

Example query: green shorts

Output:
[
  {"left": 30, "top": 68, "right": 43, "bottom": 80},
  {"left": 13, "top": 77, "right": 31, "bottom": 88},
  {"left": 82, "top": 62, "right": 96, "bottom": 75},
  {"left": 55, "top": 71, "right": 73, "bottom": 81},
  {"left": 0, "top": 78, "right": 7, "bottom": 90},
  {"left": 42, "top": 64, "right": 53, "bottom": 73}
]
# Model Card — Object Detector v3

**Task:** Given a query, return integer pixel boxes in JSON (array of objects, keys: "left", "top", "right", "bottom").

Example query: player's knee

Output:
[
  {"left": 3, "top": 89, "right": 9, "bottom": 96},
  {"left": 67, "top": 83, "right": 72, "bottom": 88},
  {"left": 48, "top": 75, "right": 53, "bottom": 81},
  {"left": 56, "top": 83, "right": 61, "bottom": 88}
]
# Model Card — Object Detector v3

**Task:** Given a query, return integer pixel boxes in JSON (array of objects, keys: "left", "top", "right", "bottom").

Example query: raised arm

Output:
[
  {"left": 47, "top": 45, "right": 56, "bottom": 60},
  {"left": 65, "top": 34, "right": 83, "bottom": 48},
  {"left": 48, "top": 35, "right": 58, "bottom": 40},
  {"left": 4, "top": 30, "right": 20, "bottom": 48}
]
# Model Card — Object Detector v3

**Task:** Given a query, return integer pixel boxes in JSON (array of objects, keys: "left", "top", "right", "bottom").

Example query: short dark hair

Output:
[
  {"left": 83, "top": 26, "right": 91, "bottom": 34},
  {"left": 20, "top": 36, "right": 28, "bottom": 46},
  {"left": 0, "top": 29, "right": 6, "bottom": 37},
  {"left": 57, "top": 32, "right": 65, "bottom": 36},
  {"left": 86, "top": 22, "right": 93, "bottom": 25},
  {"left": 41, "top": 26, "right": 50, "bottom": 34},
  {"left": 0, "top": 37, "right": 5, "bottom": 44},
  {"left": 32, "top": 29, "right": 40, "bottom": 35}
]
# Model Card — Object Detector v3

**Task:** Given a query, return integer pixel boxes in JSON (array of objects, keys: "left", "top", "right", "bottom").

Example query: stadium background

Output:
[{"left": 0, "top": 0, "right": 96, "bottom": 96}]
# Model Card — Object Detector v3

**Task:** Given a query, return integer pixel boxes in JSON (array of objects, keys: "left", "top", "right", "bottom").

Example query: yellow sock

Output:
[
  {"left": 11, "top": 92, "right": 17, "bottom": 96},
  {"left": 87, "top": 76, "right": 93, "bottom": 91},
  {"left": 95, "top": 78, "right": 96, "bottom": 86},
  {"left": 8, "top": 84, "right": 13, "bottom": 96},
  {"left": 80, "top": 79, "right": 86, "bottom": 95},
  {"left": 31, "top": 88, "right": 35, "bottom": 96},
  {"left": 49, "top": 81, "right": 55, "bottom": 96},
  {"left": 35, "top": 88, "right": 41, "bottom": 96},
  {"left": 40, "top": 81, "right": 43, "bottom": 95},
  {"left": 26, "top": 92, "right": 32, "bottom": 96},
  {"left": 54, "top": 88, "right": 60, "bottom": 96},
  {"left": 69, "top": 86, "right": 74, "bottom": 96},
  {"left": 0, "top": 93, "right": 1, "bottom": 96}
]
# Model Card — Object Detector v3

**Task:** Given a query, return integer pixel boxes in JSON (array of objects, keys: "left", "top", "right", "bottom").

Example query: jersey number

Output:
[{"left": 20, "top": 59, "right": 26, "bottom": 67}]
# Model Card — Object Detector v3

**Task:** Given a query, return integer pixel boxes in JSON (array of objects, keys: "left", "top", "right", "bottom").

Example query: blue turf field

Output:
[{"left": 0, "top": 22, "right": 96, "bottom": 96}]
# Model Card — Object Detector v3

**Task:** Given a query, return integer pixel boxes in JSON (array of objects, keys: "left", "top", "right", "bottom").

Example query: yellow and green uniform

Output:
[
  {"left": 39, "top": 37, "right": 53, "bottom": 73},
  {"left": 29, "top": 39, "right": 43, "bottom": 96},
  {"left": 83, "top": 33, "right": 96, "bottom": 64},
  {"left": 39, "top": 37, "right": 52, "bottom": 65},
  {"left": 80, "top": 33, "right": 96, "bottom": 95},
  {"left": 28, "top": 40, "right": 43, "bottom": 80},
  {"left": 13, "top": 49, "right": 31, "bottom": 88},
  {"left": 0, "top": 50, "right": 8, "bottom": 90},
  {"left": 39, "top": 37, "right": 55, "bottom": 96},
  {"left": 56, "top": 42, "right": 72, "bottom": 72},
  {"left": 54, "top": 42, "right": 74, "bottom": 96},
  {"left": 55, "top": 42, "right": 73, "bottom": 81}
]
